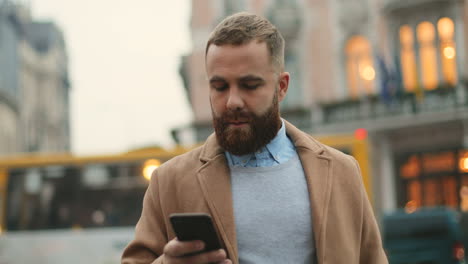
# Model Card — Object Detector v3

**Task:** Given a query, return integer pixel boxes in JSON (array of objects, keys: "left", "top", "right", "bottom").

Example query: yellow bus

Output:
[
  {"left": 0, "top": 147, "right": 188, "bottom": 264},
  {"left": 0, "top": 131, "right": 371, "bottom": 264}
]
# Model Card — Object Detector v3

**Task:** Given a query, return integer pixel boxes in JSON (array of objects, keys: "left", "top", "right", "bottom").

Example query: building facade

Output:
[
  {"left": 177, "top": 0, "right": 468, "bottom": 216},
  {"left": 0, "top": 1, "right": 70, "bottom": 155},
  {"left": 0, "top": 1, "right": 21, "bottom": 155}
]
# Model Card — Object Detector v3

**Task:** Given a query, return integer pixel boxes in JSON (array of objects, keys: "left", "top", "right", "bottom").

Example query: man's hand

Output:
[{"left": 162, "top": 238, "right": 232, "bottom": 264}]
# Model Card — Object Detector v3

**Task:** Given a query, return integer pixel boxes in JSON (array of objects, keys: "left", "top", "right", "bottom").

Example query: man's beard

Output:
[{"left": 212, "top": 93, "right": 281, "bottom": 156}]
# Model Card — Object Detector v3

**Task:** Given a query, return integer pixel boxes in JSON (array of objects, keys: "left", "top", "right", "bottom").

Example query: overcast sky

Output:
[{"left": 31, "top": 0, "right": 193, "bottom": 155}]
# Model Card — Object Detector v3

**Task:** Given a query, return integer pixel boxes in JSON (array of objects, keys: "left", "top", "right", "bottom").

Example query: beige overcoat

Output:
[{"left": 122, "top": 120, "right": 388, "bottom": 264}]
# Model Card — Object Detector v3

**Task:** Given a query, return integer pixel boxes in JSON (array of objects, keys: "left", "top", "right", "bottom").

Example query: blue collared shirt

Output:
[{"left": 225, "top": 120, "right": 298, "bottom": 167}]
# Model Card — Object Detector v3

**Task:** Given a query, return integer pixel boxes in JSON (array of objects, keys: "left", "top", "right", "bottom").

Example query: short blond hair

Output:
[{"left": 206, "top": 12, "right": 285, "bottom": 71}]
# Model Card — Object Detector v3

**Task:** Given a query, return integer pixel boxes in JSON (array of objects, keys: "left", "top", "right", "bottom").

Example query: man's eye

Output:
[
  {"left": 212, "top": 84, "right": 228, "bottom": 91},
  {"left": 242, "top": 83, "right": 260, "bottom": 90}
]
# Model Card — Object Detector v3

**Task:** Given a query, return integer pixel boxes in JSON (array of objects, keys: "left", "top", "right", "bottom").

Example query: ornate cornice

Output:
[{"left": 383, "top": 0, "right": 461, "bottom": 15}]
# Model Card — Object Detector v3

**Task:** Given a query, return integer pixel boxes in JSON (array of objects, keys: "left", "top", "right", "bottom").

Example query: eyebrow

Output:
[
  {"left": 208, "top": 75, "right": 265, "bottom": 84},
  {"left": 238, "top": 75, "right": 264, "bottom": 83},
  {"left": 209, "top": 76, "right": 226, "bottom": 83}
]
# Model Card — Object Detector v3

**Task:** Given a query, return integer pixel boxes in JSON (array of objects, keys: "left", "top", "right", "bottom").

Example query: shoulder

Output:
[
  {"left": 298, "top": 132, "right": 362, "bottom": 181},
  {"left": 320, "top": 138, "right": 361, "bottom": 175},
  {"left": 318, "top": 141, "right": 366, "bottom": 198},
  {"left": 146, "top": 145, "right": 207, "bottom": 206},
  {"left": 298, "top": 130, "right": 357, "bottom": 167},
  {"left": 155, "top": 145, "right": 204, "bottom": 180},
  {"left": 322, "top": 143, "right": 358, "bottom": 169},
  {"left": 146, "top": 144, "right": 218, "bottom": 213}
]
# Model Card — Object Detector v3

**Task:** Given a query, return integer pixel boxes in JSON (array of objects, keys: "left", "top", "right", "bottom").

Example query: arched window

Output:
[
  {"left": 437, "top": 17, "right": 458, "bottom": 85},
  {"left": 345, "top": 36, "right": 376, "bottom": 98},
  {"left": 399, "top": 25, "right": 418, "bottom": 92},
  {"left": 417, "top": 22, "right": 438, "bottom": 90}
]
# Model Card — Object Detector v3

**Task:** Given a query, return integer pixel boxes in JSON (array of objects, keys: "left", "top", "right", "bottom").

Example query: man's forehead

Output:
[
  {"left": 206, "top": 44, "right": 272, "bottom": 67},
  {"left": 205, "top": 41, "right": 277, "bottom": 80}
]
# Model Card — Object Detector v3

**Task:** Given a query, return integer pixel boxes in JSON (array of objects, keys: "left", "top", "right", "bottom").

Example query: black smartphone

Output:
[{"left": 169, "top": 213, "right": 222, "bottom": 254}]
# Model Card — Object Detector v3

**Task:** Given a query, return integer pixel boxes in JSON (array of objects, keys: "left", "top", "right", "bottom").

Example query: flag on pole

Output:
[{"left": 377, "top": 55, "right": 399, "bottom": 105}]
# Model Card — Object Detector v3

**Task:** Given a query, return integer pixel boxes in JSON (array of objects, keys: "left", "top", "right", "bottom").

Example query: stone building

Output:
[
  {"left": 0, "top": 1, "right": 70, "bottom": 155},
  {"left": 176, "top": 0, "right": 468, "bottom": 216}
]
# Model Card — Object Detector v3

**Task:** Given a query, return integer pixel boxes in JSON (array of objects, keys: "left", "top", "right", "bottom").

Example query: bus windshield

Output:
[{"left": 6, "top": 162, "right": 147, "bottom": 231}]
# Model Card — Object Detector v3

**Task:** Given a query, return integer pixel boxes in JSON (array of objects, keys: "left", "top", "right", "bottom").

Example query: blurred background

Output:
[{"left": 1, "top": 0, "right": 468, "bottom": 263}]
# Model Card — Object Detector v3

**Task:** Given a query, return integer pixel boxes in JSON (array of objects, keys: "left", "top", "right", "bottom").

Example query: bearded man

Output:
[{"left": 122, "top": 12, "right": 388, "bottom": 264}]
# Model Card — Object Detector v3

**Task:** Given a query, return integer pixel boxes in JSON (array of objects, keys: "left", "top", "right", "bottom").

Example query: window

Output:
[
  {"left": 437, "top": 17, "right": 458, "bottom": 85},
  {"left": 407, "top": 180, "right": 422, "bottom": 207},
  {"left": 398, "top": 18, "right": 458, "bottom": 92},
  {"left": 345, "top": 36, "right": 376, "bottom": 98},
  {"left": 397, "top": 150, "right": 468, "bottom": 211},
  {"left": 399, "top": 25, "right": 418, "bottom": 92},
  {"left": 417, "top": 21, "right": 438, "bottom": 90}
]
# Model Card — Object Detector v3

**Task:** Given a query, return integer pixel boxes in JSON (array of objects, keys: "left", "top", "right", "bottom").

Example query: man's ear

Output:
[{"left": 277, "top": 72, "right": 290, "bottom": 102}]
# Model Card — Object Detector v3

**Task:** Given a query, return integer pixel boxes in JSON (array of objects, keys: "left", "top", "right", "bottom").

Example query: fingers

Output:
[
  {"left": 164, "top": 238, "right": 204, "bottom": 257},
  {"left": 163, "top": 238, "right": 230, "bottom": 264},
  {"left": 181, "top": 249, "right": 228, "bottom": 264}
]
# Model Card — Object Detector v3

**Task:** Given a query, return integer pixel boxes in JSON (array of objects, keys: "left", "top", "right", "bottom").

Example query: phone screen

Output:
[{"left": 169, "top": 213, "right": 222, "bottom": 253}]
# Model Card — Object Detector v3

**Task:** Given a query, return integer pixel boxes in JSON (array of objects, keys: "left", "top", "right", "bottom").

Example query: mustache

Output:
[{"left": 220, "top": 110, "right": 254, "bottom": 122}]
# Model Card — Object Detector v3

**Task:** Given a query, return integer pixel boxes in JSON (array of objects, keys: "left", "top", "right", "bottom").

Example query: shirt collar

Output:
[{"left": 225, "top": 119, "right": 288, "bottom": 167}]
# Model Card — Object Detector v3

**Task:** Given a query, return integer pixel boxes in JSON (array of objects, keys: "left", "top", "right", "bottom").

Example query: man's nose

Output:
[{"left": 226, "top": 88, "right": 244, "bottom": 110}]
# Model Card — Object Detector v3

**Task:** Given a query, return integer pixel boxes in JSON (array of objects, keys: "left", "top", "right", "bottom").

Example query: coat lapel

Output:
[
  {"left": 285, "top": 121, "right": 332, "bottom": 264},
  {"left": 196, "top": 135, "right": 238, "bottom": 263}
]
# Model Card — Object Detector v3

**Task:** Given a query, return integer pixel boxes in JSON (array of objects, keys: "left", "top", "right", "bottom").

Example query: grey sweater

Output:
[{"left": 230, "top": 155, "right": 316, "bottom": 264}]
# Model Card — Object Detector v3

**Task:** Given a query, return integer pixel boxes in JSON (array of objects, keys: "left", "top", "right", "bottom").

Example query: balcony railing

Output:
[
  {"left": 383, "top": 0, "right": 450, "bottom": 14},
  {"left": 319, "top": 83, "right": 468, "bottom": 125}
]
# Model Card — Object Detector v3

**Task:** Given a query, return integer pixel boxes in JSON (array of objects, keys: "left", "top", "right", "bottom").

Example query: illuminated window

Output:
[
  {"left": 407, "top": 181, "right": 422, "bottom": 208},
  {"left": 422, "top": 151, "right": 455, "bottom": 173},
  {"left": 461, "top": 176, "right": 468, "bottom": 211},
  {"left": 460, "top": 150, "right": 468, "bottom": 173},
  {"left": 399, "top": 150, "right": 463, "bottom": 210},
  {"left": 424, "top": 179, "right": 441, "bottom": 206},
  {"left": 442, "top": 176, "right": 458, "bottom": 208},
  {"left": 417, "top": 22, "right": 438, "bottom": 90},
  {"left": 437, "top": 17, "right": 458, "bottom": 85},
  {"left": 461, "top": 185, "right": 468, "bottom": 212},
  {"left": 345, "top": 36, "right": 376, "bottom": 98},
  {"left": 400, "top": 155, "right": 420, "bottom": 178},
  {"left": 399, "top": 25, "right": 418, "bottom": 92}
]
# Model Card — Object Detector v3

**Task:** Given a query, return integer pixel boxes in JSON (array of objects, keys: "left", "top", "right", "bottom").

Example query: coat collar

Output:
[
  {"left": 197, "top": 120, "right": 332, "bottom": 263},
  {"left": 199, "top": 120, "right": 326, "bottom": 162}
]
